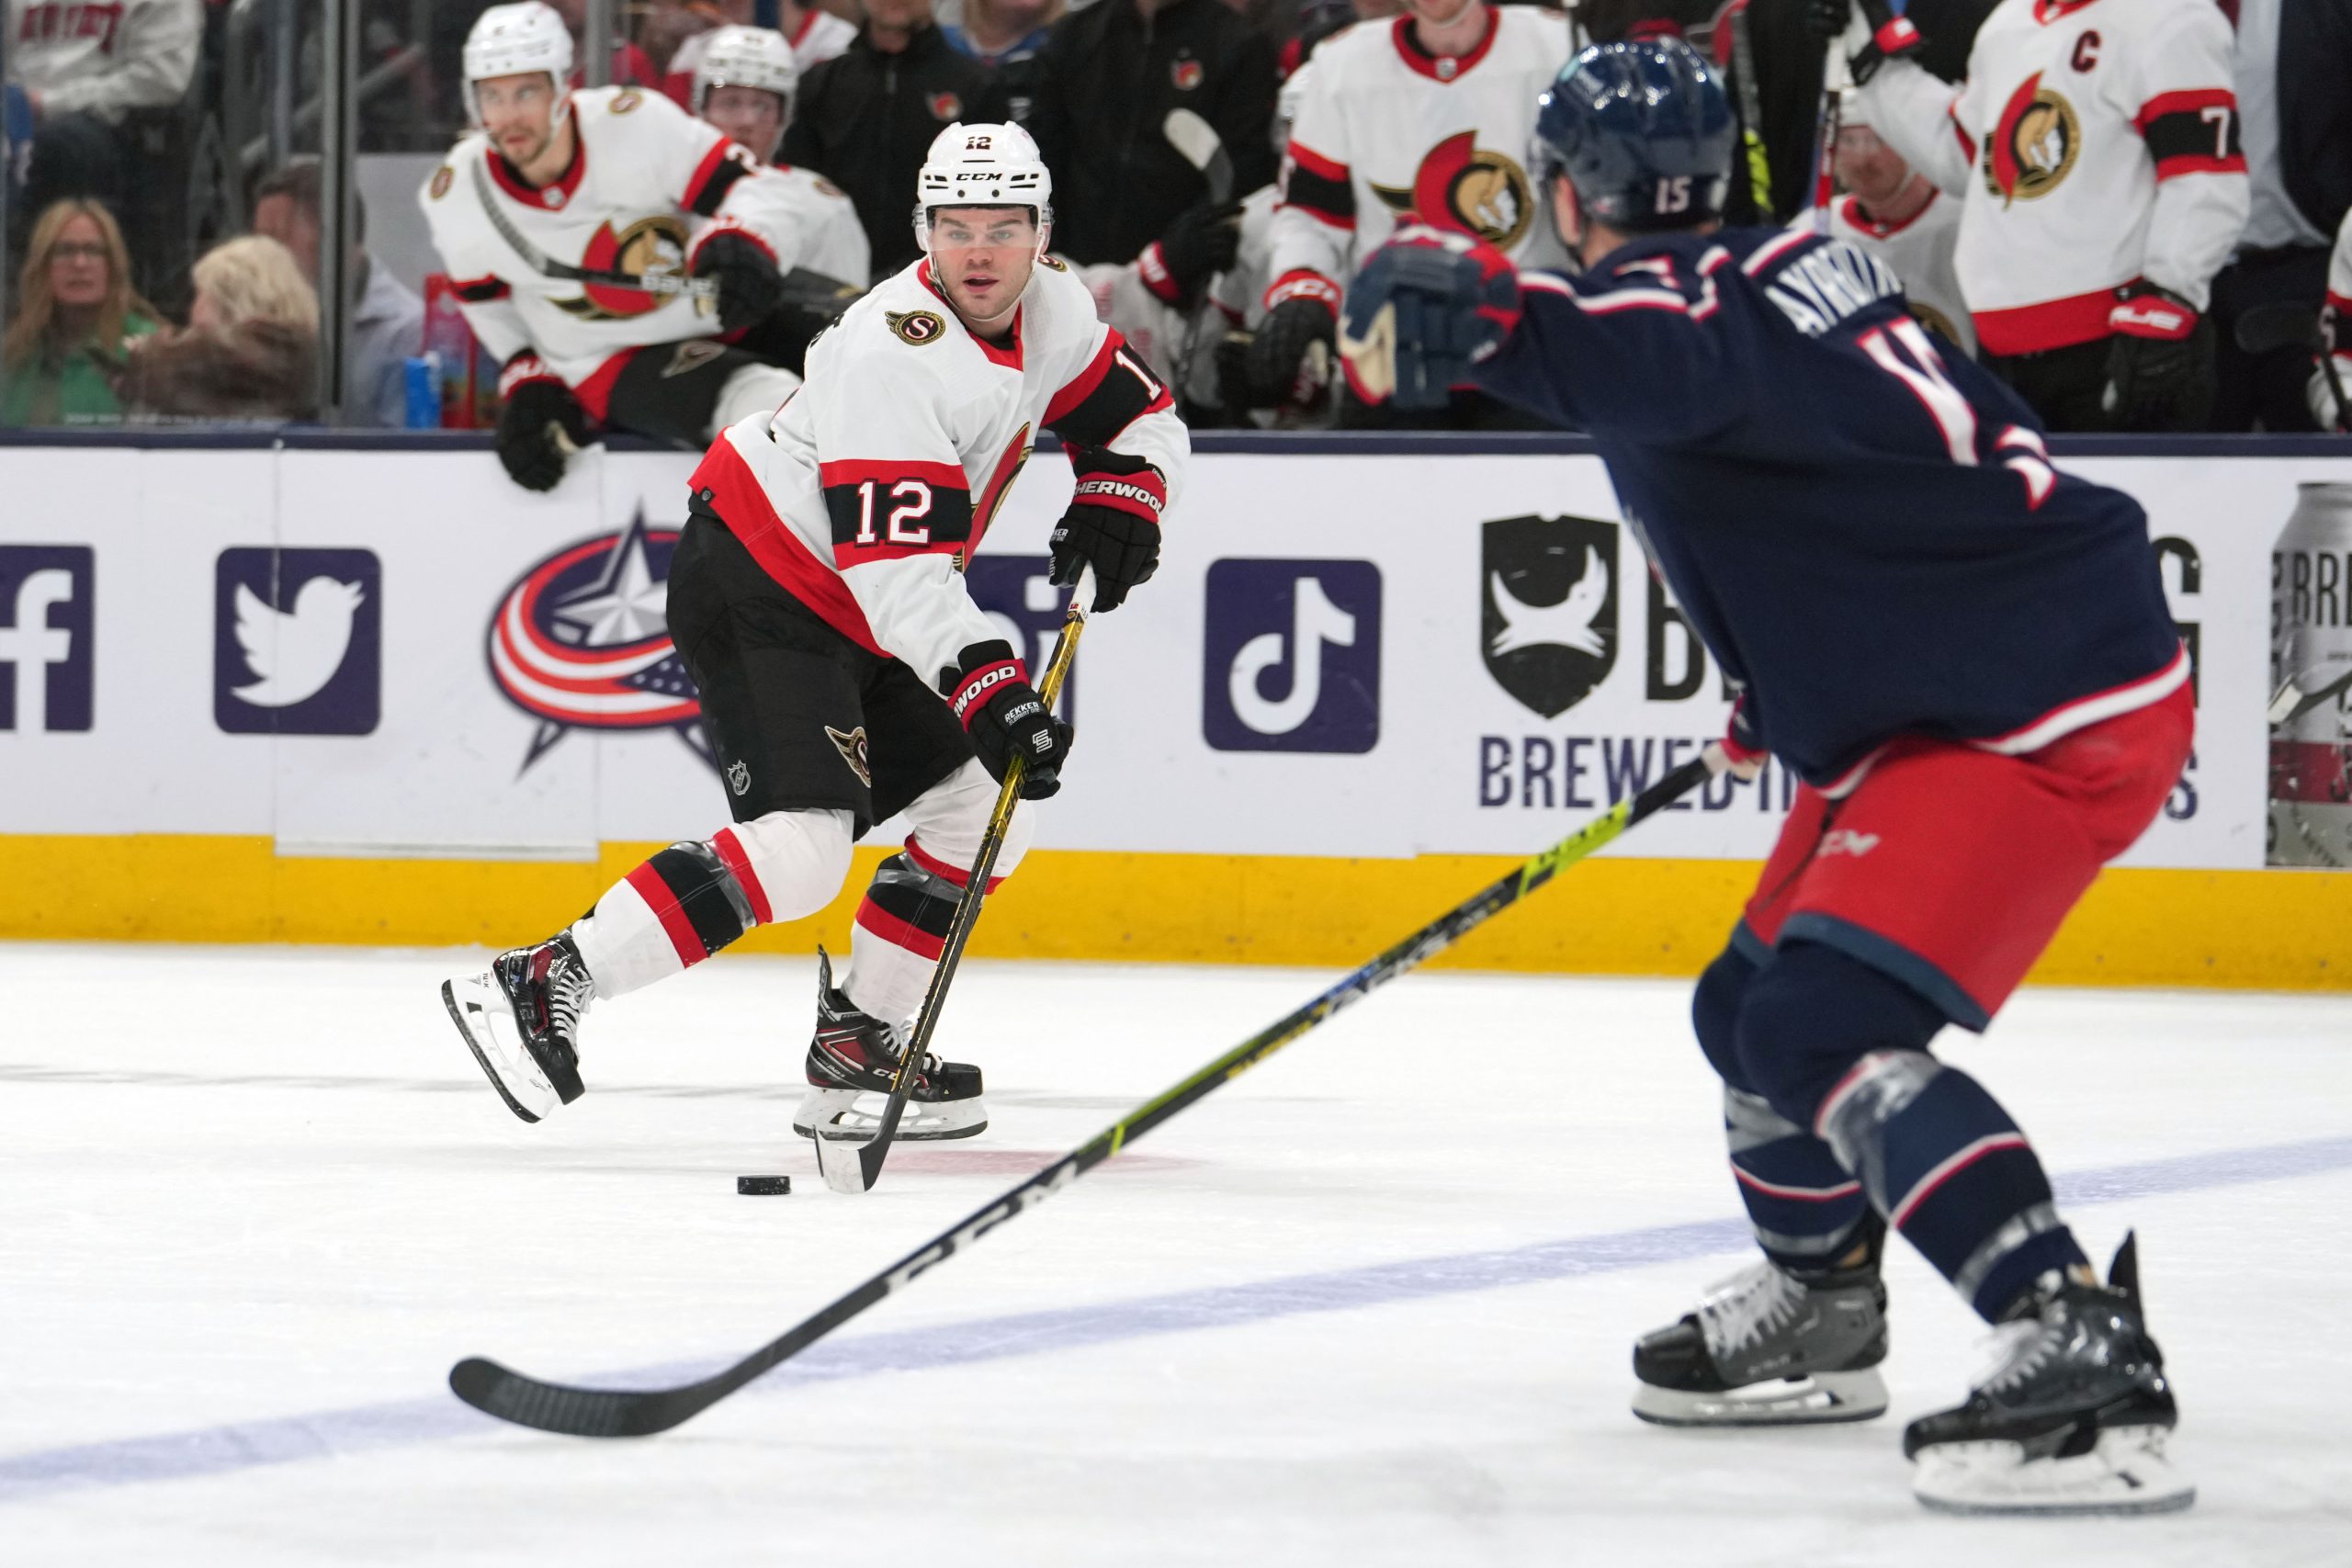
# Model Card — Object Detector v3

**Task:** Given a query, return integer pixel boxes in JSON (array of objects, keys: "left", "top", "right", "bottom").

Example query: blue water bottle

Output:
[{"left": 404, "top": 353, "right": 443, "bottom": 429}]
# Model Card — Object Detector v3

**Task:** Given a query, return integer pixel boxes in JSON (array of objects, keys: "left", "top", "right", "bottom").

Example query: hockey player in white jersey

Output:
[
  {"left": 421, "top": 3, "right": 850, "bottom": 492},
  {"left": 1819, "top": 0, "right": 2248, "bottom": 431},
  {"left": 2312, "top": 208, "right": 2352, "bottom": 433},
  {"left": 443, "top": 122, "right": 1188, "bottom": 1147},
  {"left": 1250, "top": 0, "right": 1572, "bottom": 423},
  {"left": 689, "top": 24, "right": 870, "bottom": 286},
  {"left": 1817, "top": 95, "right": 1972, "bottom": 356}
]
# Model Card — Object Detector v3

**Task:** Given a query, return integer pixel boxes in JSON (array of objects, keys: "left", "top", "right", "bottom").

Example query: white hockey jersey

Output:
[
  {"left": 6, "top": 0, "right": 198, "bottom": 126},
  {"left": 419, "top": 85, "right": 847, "bottom": 412},
  {"left": 670, "top": 6, "right": 854, "bottom": 82},
  {"left": 1823, "top": 186, "right": 1974, "bottom": 356},
  {"left": 1267, "top": 8, "right": 1572, "bottom": 314},
  {"left": 2321, "top": 207, "right": 2352, "bottom": 424},
  {"left": 1855, "top": 0, "right": 2248, "bottom": 356},
  {"left": 1073, "top": 185, "right": 1278, "bottom": 410},
  {"left": 771, "top": 164, "right": 871, "bottom": 288},
  {"left": 690, "top": 255, "right": 1190, "bottom": 687}
]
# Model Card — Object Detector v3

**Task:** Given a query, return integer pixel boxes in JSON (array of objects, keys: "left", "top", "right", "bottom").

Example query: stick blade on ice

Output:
[{"left": 449, "top": 1357, "right": 689, "bottom": 1438}]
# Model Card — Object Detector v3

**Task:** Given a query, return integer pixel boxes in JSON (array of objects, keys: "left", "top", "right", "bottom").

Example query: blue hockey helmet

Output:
[{"left": 1531, "top": 39, "right": 1735, "bottom": 234}]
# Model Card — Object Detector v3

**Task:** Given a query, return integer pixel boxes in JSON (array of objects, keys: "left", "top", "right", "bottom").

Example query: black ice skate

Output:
[
  {"left": 1632, "top": 1254, "right": 1890, "bottom": 1427},
  {"left": 440, "top": 932, "right": 593, "bottom": 1123},
  {"left": 792, "top": 950, "right": 987, "bottom": 1142},
  {"left": 1905, "top": 1233, "right": 2192, "bottom": 1516}
]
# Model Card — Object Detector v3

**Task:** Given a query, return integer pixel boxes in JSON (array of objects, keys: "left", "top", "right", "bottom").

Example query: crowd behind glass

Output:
[{"left": 1, "top": 0, "right": 2345, "bottom": 433}]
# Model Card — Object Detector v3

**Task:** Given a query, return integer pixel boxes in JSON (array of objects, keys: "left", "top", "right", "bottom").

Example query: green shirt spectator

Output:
[{"left": 3, "top": 198, "right": 161, "bottom": 426}]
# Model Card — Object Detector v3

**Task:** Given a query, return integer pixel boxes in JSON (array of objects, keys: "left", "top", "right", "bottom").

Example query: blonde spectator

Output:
[
  {"left": 124, "top": 235, "right": 321, "bottom": 423},
  {"left": 2, "top": 199, "right": 162, "bottom": 427}
]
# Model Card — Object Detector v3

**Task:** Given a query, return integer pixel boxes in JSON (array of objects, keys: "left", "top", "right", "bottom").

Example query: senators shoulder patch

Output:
[
  {"left": 886, "top": 309, "right": 947, "bottom": 345},
  {"left": 1037, "top": 254, "right": 1069, "bottom": 272},
  {"left": 610, "top": 87, "right": 643, "bottom": 114},
  {"left": 429, "top": 165, "right": 454, "bottom": 201}
]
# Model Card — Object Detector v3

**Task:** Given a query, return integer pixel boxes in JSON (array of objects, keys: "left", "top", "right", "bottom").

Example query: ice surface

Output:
[{"left": 3, "top": 942, "right": 2349, "bottom": 1566}]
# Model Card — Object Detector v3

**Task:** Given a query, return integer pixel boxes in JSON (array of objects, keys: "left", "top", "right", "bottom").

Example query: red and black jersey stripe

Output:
[
  {"left": 1044, "top": 331, "right": 1172, "bottom": 448},
  {"left": 684, "top": 140, "right": 759, "bottom": 216},
  {"left": 2136, "top": 89, "right": 2245, "bottom": 181},
  {"left": 1281, "top": 140, "right": 1355, "bottom": 231},
  {"left": 452, "top": 275, "right": 510, "bottom": 303},
  {"left": 818, "top": 457, "right": 974, "bottom": 567}
]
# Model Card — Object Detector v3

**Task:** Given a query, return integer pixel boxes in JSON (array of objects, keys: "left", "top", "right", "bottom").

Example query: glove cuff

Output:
[
  {"left": 1871, "top": 15, "right": 1921, "bottom": 55},
  {"left": 498, "top": 352, "right": 564, "bottom": 398},
  {"left": 1071, "top": 464, "right": 1167, "bottom": 524},
  {"left": 690, "top": 221, "right": 777, "bottom": 270},
  {"left": 2109, "top": 285, "right": 2198, "bottom": 342},
  {"left": 945, "top": 640, "right": 1030, "bottom": 728},
  {"left": 1262, "top": 269, "right": 1341, "bottom": 318},
  {"left": 1137, "top": 241, "right": 1184, "bottom": 305}
]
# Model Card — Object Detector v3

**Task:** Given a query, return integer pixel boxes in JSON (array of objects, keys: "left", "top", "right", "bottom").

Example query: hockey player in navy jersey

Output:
[{"left": 1340, "top": 39, "right": 2195, "bottom": 1517}]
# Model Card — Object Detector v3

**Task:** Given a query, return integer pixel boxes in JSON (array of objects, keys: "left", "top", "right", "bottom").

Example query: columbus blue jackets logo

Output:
[
  {"left": 1984, "top": 73, "right": 2080, "bottom": 207},
  {"left": 1372, "top": 132, "right": 1534, "bottom": 253},
  {"left": 487, "top": 512, "right": 708, "bottom": 773},
  {"left": 1482, "top": 514, "right": 1618, "bottom": 718}
]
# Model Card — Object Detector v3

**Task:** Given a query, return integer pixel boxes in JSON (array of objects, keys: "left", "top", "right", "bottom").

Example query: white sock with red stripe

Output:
[
  {"left": 842, "top": 761, "right": 1032, "bottom": 1024},
  {"left": 571, "top": 808, "right": 854, "bottom": 998}
]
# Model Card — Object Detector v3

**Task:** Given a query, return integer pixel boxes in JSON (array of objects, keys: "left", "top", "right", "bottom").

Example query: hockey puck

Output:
[{"left": 736, "top": 1175, "right": 792, "bottom": 1195}]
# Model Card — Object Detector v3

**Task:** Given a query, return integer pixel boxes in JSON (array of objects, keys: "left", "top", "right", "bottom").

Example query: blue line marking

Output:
[{"left": 5, "top": 1134, "right": 2346, "bottom": 1504}]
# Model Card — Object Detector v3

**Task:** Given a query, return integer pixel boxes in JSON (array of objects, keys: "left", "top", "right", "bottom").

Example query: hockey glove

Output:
[
  {"left": 2312, "top": 363, "right": 2348, "bottom": 433},
  {"left": 1804, "top": 0, "right": 1924, "bottom": 84},
  {"left": 2101, "top": 284, "right": 2214, "bottom": 432},
  {"left": 1719, "top": 695, "right": 1766, "bottom": 783},
  {"left": 1339, "top": 225, "right": 1521, "bottom": 412},
  {"left": 495, "top": 355, "right": 591, "bottom": 493},
  {"left": 944, "top": 640, "right": 1072, "bottom": 800},
  {"left": 1050, "top": 450, "right": 1166, "bottom": 612},
  {"left": 1246, "top": 274, "right": 1340, "bottom": 409},
  {"left": 693, "top": 230, "right": 786, "bottom": 333},
  {"left": 1142, "top": 200, "right": 1244, "bottom": 309}
]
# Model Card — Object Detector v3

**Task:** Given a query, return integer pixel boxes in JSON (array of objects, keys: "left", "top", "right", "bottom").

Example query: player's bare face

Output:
[
  {"left": 476, "top": 73, "right": 566, "bottom": 180},
  {"left": 1403, "top": 0, "right": 1481, "bottom": 34},
  {"left": 1834, "top": 126, "right": 1912, "bottom": 212},
  {"left": 928, "top": 208, "right": 1039, "bottom": 336},
  {"left": 704, "top": 87, "right": 785, "bottom": 164}
]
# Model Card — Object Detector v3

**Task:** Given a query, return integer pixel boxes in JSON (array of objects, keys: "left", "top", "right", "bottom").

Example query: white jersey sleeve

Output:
[
  {"left": 775, "top": 165, "right": 872, "bottom": 287},
  {"left": 604, "top": 86, "right": 822, "bottom": 273},
  {"left": 2121, "top": 0, "right": 2247, "bottom": 308},
  {"left": 2317, "top": 209, "right": 2352, "bottom": 427},
  {"left": 15, "top": 0, "right": 200, "bottom": 126}
]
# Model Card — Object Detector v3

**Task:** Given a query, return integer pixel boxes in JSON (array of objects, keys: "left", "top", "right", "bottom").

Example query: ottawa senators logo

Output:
[
  {"left": 1983, "top": 73, "right": 2080, "bottom": 207},
  {"left": 887, "top": 308, "right": 946, "bottom": 345},
  {"left": 428, "top": 164, "right": 453, "bottom": 201},
  {"left": 928, "top": 92, "right": 962, "bottom": 120},
  {"left": 1171, "top": 57, "right": 1204, "bottom": 91},
  {"left": 610, "top": 87, "right": 643, "bottom": 114},
  {"left": 551, "top": 214, "right": 692, "bottom": 319},
  {"left": 1037, "top": 254, "right": 1069, "bottom": 271},
  {"left": 1370, "top": 131, "right": 1533, "bottom": 253},
  {"left": 1910, "top": 301, "right": 1963, "bottom": 348},
  {"left": 825, "top": 725, "right": 873, "bottom": 787}
]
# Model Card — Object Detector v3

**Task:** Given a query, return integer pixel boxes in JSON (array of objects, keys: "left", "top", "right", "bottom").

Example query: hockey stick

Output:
[
  {"left": 447, "top": 747, "right": 1724, "bottom": 1438},
  {"left": 1728, "top": 2, "right": 1773, "bottom": 219},
  {"left": 469, "top": 156, "right": 721, "bottom": 310},
  {"left": 1163, "top": 107, "right": 1235, "bottom": 412},
  {"left": 810, "top": 575, "right": 1091, "bottom": 1195},
  {"left": 2234, "top": 301, "right": 2350, "bottom": 434}
]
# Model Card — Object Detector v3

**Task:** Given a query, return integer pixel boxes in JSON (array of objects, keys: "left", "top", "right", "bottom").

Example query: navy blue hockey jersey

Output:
[{"left": 1473, "top": 225, "right": 2188, "bottom": 789}]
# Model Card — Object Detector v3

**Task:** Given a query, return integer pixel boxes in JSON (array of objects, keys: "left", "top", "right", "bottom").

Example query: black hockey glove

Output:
[
  {"left": 1246, "top": 275, "right": 1340, "bottom": 409},
  {"left": 944, "top": 640, "right": 1072, "bottom": 799},
  {"left": 494, "top": 355, "right": 591, "bottom": 493},
  {"left": 693, "top": 230, "right": 786, "bottom": 333},
  {"left": 1802, "top": 0, "right": 1924, "bottom": 84},
  {"left": 1141, "top": 200, "right": 1244, "bottom": 308},
  {"left": 1050, "top": 451, "right": 1166, "bottom": 612},
  {"left": 2102, "top": 284, "right": 2215, "bottom": 433}
]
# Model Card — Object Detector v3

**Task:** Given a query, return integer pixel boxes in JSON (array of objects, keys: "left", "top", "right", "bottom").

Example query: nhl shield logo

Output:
[{"left": 1481, "top": 514, "right": 1618, "bottom": 718}]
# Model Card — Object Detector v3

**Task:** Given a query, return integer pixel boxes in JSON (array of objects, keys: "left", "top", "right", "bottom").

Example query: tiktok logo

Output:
[
  {"left": 0, "top": 546, "right": 95, "bottom": 732},
  {"left": 1202, "top": 558, "right": 1381, "bottom": 753}
]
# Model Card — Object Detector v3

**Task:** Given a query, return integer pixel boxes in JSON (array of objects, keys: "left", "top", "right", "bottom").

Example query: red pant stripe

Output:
[
  {"left": 709, "top": 828, "right": 773, "bottom": 926},
  {"left": 854, "top": 896, "right": 946, "bottom": 962},
  {"left": 904, "top": 834, "right": 1008, "bottom": 893},
  {"left": 626, "top": 861, "right": 707, "bottom": 967}
]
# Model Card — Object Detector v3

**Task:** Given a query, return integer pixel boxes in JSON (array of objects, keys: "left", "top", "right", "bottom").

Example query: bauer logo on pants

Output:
[
  {"left": 485, "top": 511, "right": 707, "bottom": 774},
  {"left": 214, "top": 547, "right": 380, "bottom": 735},
  {"left": 1482, "top": 514, "right": 1619, "bottom": 719},
  {"left": 1203, "top": 558, "right": 1381, "bottom": 753}
]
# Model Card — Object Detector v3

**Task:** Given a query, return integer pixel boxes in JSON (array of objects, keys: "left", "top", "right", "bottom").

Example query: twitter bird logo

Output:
[{"left": 214, "top": 548, "right": 381, "bottom": 735}]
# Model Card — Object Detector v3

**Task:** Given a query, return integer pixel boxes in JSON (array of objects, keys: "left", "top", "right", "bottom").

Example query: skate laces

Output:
[
  {"left": 1971, "top": 1316, "right": 2058, "bottom": 1395},
  {"left": 1697, "top": 1261, "right": 1805, "bottom": 1358}
]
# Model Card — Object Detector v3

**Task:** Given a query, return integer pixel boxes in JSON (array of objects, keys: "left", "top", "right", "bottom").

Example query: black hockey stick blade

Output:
[
  {"left": 2233, "top": 302, "right": 2324, "bottom": 357},
  {"left": 447, "top": 750, "right": 1720, "bottom": 1438},
  {"left": 1164, "top": 107, "right": 1234, "bottom": 208}
]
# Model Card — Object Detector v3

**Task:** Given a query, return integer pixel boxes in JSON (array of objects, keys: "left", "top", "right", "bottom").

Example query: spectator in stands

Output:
[
  {"left": 5, "top": 0, "right": 201, "bottom": 226},
  {"left": 250, "top": 159, "right": 425, "bottom": 429},
  {"left": 781, "top": 0, "right": 993, "bottom": 277},
  {"left": 943, "top": 0, "right": 1059, "bottom": 70},
  {"left": 2205, "top": 0, "right": 2352, "bottom": 431},
  {"left": 2, "top": 198, "right": 158, "bottom": 426},
  {"left": 1012, "top": 0, "right": 1278, "bottom": 266},
  {"left": 544, "top": 0, "right": 663, "bottom": 86},
  {"left": 659, "top": 0, "right": 856, "bottom": 103},
  {"left": 123, "top": 235, "right": 319, "bottom": 422}
]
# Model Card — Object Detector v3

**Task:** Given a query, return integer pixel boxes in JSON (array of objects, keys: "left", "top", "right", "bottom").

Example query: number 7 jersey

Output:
[
  {"left": 690, "top": 254, "right": 1189, "bottom": 686},
  {"left": 1469, "top": 225, "right": 2186, "bottom": 789}
]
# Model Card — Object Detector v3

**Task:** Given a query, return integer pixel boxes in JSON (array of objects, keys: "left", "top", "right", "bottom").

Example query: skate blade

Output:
[
  {"left": 1632, "top": 1369, "right": 1889, "bottom": 1427},
  {"left": 1912, "top": 1425, "right": 2195, "bottom": 1517},
  {"left": 442, "top": 976, "right": 559, "bottom": 1124},
  {"left": 793, "top": 1088, "right": 988, "bottom": 1143}
]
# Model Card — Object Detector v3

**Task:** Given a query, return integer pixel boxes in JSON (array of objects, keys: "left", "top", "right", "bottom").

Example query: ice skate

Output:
[
  {"left": 1632, "top": 1255, "right": 1890, "bottom": 1427},
  {"left": 441, "top": 932, "right": 594, "bottom": 1123},
  {"left": 1906, "top": 1234, "right": 2192, "bottom": 1517},
  {"left": 792, "top": 950, "right": 988, "bottom": 1142}
]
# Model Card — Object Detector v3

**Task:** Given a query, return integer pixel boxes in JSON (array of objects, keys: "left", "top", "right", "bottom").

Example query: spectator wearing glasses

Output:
[{"left": 2, "top": 197, "right": 159, "bottom": 425}]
